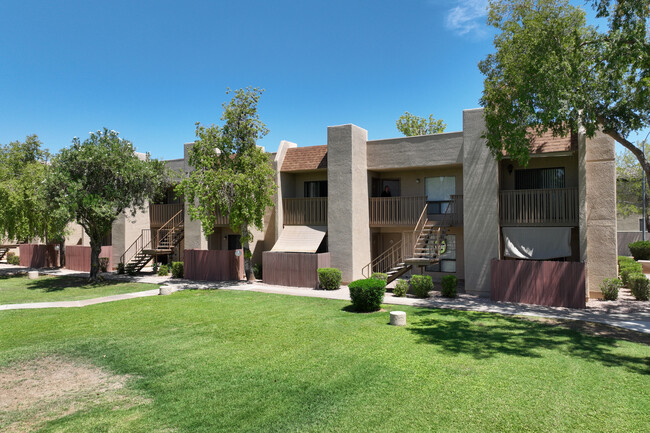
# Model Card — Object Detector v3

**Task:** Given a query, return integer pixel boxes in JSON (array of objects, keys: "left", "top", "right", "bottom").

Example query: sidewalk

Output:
[{"left": 2, "top": 263, "right": 649, "bottom": 334}]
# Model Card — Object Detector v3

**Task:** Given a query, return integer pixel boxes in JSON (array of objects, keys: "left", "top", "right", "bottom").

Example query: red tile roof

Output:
[{"left": 281, "top": 145, "right": 328, "bottom": 172}]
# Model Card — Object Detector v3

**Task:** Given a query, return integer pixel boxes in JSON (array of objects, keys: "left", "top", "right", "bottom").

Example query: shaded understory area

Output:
[
  {"left": 1, "top": 290, "right": 649, "bottom": 432},
  {"left": 0, "top": 275, "right": 156, "bottom": 305}
]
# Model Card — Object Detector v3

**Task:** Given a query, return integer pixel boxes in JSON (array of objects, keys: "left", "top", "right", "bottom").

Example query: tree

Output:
[
  {"left": 48, "top": 129, "right": 166, "bottom": 281},
  {"left": 0, "top": 135, "right": 70, "bottom": 246},
  {"left": 617, "top": 140, "right": 650, "bottom": 229},
  {"left": 479, "top": 0, "right": 650, "bottom": 170},
  {"left": 176, "top": 87, "right": 276, "bottom": 281},
  {"left": 396, "top": 112, "right": 447, "bottom": 136}
]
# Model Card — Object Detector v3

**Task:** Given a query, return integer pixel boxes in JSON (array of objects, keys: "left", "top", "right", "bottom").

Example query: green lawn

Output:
[
  {"left": 0, "top": 275, "right": 157, "bottom": 305},
  {"left": 1, "top": 290, "right": 649, "bottom": 432}
]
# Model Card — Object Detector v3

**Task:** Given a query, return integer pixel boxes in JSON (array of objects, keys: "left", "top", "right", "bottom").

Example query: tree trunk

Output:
[
  {"left": 241, "top": 225, "right": 254, "bottom": 283},
  {"left": 59, "top": 240, "right": 66, "bottom": 268},
  {"left": 89, "top": 237, "right": 102, "bottom": 282}
]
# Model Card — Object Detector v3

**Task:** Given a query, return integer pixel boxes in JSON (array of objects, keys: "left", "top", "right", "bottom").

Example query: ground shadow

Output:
[
  {"left": 407, "top": 308, "right": 650, "bottom": 375},
  {"left": 25, "top": 276, "right": 123, "bottom": 292}
]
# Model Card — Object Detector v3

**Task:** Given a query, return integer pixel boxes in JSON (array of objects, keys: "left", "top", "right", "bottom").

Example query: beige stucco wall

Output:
[
  {"left": 112, "top": 206, "right": 151, "bottom": 267},
  {"left": 462, "top": 108, "right": 499, "bottom": 296},
  {"left": 327, "top": 124, "right": 371, "bottom": 283},
  {"left": 582, "top": 130, "right": 618, "bottom": 298},
  {"left": 367, "top": 132, "right": 463, "bottom": 170}
]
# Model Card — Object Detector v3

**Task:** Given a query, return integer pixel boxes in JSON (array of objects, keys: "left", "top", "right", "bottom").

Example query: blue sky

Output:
[{"left": 0, "top": 0, "right": 646, "bottom": 159}]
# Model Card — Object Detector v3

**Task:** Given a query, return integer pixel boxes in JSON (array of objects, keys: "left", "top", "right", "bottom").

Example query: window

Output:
[
  {"left": 515, "top": 167, "right": 565, "bottom": 190},
  {"left": 425, "top": 176, "right": 455, "bottom": 214},
  {"left": 304, "top": 181, "right": 328, "bottom": 198},
  {"left": 426, "top": 234, "right": 456, "bottom": 273}
]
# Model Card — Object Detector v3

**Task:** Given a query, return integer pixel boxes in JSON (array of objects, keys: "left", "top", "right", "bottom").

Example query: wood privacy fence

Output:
[
  {"left": 263, "top": 252, "right": 330, "bottom": 288},
  {"left": 184, "top": 249, "right": 245, "bottom": 281},
  {"left": 491, "top": 259, "right": 586, "bottom": 308},
  {"left": 19, "top": 244, "right": 59, "bottom": 268},
  {"left": 65, "top": 246, "right": 113, "bottom": 272}
]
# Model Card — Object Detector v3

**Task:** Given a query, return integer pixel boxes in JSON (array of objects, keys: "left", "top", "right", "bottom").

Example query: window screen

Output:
[
  {"left": 304, "top": 181, "right": 328, "bottom": 197},
  {"left": 515, "top": 168, "right": 565, "bottom": 190}
]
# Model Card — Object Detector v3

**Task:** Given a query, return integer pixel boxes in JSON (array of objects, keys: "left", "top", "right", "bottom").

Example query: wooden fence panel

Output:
[
  {"left": 262, "top": 252, "right": 331, "bottom": 288},
  {"left": 491, "top": 259, "right": 586, "bottom": 308},
  {"left": 64, "top": 246, "right": 113, "bottom": 272},
  {"left": 18, "top": 244, "right": 59, "bottom": 268},
  {"left": 184, "top": 249, "right": 245, "bottom": 282}
]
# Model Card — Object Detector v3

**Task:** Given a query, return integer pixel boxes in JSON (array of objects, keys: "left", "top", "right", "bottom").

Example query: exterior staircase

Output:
[
  {"left": 0, "top": 246, "right": 10, "bottom": 261},
  {"left": 120, "top": 209, "right": 184, "bottom": 273},
  {"left": 362, "top": 202, "right": 454, "bottom": 284}
]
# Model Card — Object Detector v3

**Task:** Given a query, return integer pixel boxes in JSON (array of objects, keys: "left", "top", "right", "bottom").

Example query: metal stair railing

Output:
[
  {"left": 120, "top": 229, "right": 152, "bottom": 265},
  {"left": 362, "top": 240, "right": 404, "bottom": 278},
  {"left": 156, "top": 209, "right": 184, "bottom": 250}
]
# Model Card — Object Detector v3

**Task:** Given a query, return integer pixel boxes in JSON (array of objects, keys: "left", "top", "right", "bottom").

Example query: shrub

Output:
[
  {"left": 7, "top": 255, "right": 20, "bottom": 265},
  {"left": 628, "top": 241, "right": 650, "bottom": 260},
  {"left": 126, "top": 265, "right": 137, "bottom": 276},
  {"left": 348, "top": 278, "right": 386, "bottom": 312},
  {"left": 600, "top": 278, "right": 621, "bottom": 301},
  {"left": 619, "top": 261, "right": 643, "bottom": 286},
  {"left": 410, "top": 274, "right": 433, "bottom": 298},
  {"left": 171, "top": 261, "right": 184, "bottom": 278},
  {"left": 318, "top": 268, "right": 342, "bottom": 290},
  {"left": 117, "top": 262, "right": 125, "bottom": 274},
  {"left": 157, "top": 264, "right": 169, "bottom": 276},
  {"left": 99, "top": 258, "right": 109, "bottom": 272},
  {"left": 393, "top": 279, "right": 408, "bottom": 297},
  {"left": 253, "top": 263, "right": 262, "bottom": 279},
  {"left": 628, "top": 274, "right": 650, "bottom": 301},
  {"left": 618, "top": 256, "right": 635, "bottom": 267},
  {"left": 441, "top": 275, "right": 458, "bottom": 298},
  {"left": 370, "top": 273, "right": 388, "bottom": 283}
]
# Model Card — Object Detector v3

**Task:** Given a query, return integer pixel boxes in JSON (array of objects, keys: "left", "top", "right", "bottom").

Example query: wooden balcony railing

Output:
[
  {"left": 499, "top": 188, "right": 578, "bottom": 226},
  {"left": 150, "top": 204, "right": 183, "bottom": 227},
  {"left": 442, "top": 195, "right": 463, "bottom": 226},
  {"left": 369, "top": 196, "right": 427, "bottom": 226},
  {"left": 283, "top": 198, "right": 328, "bottom": 226}
]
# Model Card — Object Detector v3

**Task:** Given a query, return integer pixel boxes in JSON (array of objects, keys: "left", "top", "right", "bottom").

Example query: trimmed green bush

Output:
[
  {"left": 441, "top": 275, "right": 458, "bottom": 298},
  {"left": 628, "top": 241, "right": 650, "bottom": 260},
  {"left": 117, "top": 262, "right": 125, "bottom": 274},
  {"left": 628, "top": 274, "right": 650, "bottom": 301},
  {"left": 618, "top": 256, "right": 635, "bottom": 267},
  {"left": 253, "top": 263, "right": 262, "bottom": 279},
  {"left": 99, "top": 257, "right": 109, "bottom": 272},
  {"left": 318, "top": 267, "right": 342, "bottom": 290},
  {"left": 7, "top": 255, "right": 20, "bottom": 265},
  {"left": 600, "top": 278, "right": 621, "bottom": 301},
  {"left": 393, "top": 279, "right": 408, "bottom": 297},
  {"left": 370, "top": 273, "right": 388, "bottom": 283},
  {"left": 157, "top": 264, "right": 169, "bottom": 276},
  {"left": 619, "top": 261, "right": 643, "bottom": 286},
  {"left": 348, "top": 278, "right": 386, "bottom": 312},
  {"left": 411, "top": 274, "right": 433, "bottom": 298},
  {"left": 171, "top": 262, "right": 184, "bottom": 278}
]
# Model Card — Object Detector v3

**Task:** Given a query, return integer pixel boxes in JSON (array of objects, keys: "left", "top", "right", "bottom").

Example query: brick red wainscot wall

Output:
[
  {"left": 64, "top": 246, "right": 113, "bottom": 272},
  {"left": 490, "top": 259, "right": 586, "bottom": 309},
  {"left": 262, "top": 252, "right": 331, "bottom": 289},
  {"left": 184, "top": 249, "right": 245, "bottom": 281},
  {"left": 19, "top": 244, "right": 59, "bottom": 268}
]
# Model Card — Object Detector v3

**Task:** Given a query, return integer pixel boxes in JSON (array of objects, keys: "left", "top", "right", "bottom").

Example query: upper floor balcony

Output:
[
  {"left": 150, "top": 204, "right": 184, "bottom": 227},
  {"left": 283, "top": 197, "right": 327, "bottom": 226},
  {"left": 369, "top": 195, "right": 463, "bottom": 227},
  {"left": 499, "top": 187, "right": 578, "bottom": 226}
]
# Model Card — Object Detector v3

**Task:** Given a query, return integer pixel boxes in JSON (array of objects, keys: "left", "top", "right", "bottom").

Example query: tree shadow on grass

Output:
[
  {"left": 25, "top": 276, "right": 122, "bottom": 293},
  {"left": 407, "top": 308, "right": 650, "bottom": 375}
]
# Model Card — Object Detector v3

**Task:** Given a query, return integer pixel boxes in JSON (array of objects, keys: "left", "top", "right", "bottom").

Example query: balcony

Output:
[
  {"left": 150, "top": 204, "right": 184, "bottom": 227},
  {"left": 283, "top": 198, "right": 327, "bottom": 226},
  {"left": 369, "top": 196, "right": 427, "bottom": 226},
  {"left": 499, "top": 188, "right": 578, "bottom": 226}
]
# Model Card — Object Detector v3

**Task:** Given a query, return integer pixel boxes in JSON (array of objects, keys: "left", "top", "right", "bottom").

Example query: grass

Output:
[
  {"left": 1, "top": 290, "right": 649, "bottom": 432},
  {"left": 0, "top": 274, "right": 158, "bottom": 305}
]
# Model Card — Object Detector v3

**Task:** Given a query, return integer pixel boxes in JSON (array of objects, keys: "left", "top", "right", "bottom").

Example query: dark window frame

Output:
[{"left": 514, "top": 167, "right": 565, "bottom": 190}]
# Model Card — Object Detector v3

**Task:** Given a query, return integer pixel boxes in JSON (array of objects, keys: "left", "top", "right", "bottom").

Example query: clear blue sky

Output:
[{"left": 0, "top": 0, "right": 646, "bottom": 159}]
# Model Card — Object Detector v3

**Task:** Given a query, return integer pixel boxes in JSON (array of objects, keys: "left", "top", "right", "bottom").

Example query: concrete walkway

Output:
[{"left": 1, "top": 263, "right": 649, "bottom": 334}]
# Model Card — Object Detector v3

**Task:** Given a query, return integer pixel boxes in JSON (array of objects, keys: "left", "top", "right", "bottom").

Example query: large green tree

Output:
[
  {"left": 0, "top": 135, "right": 70, "bottom": 246},
  {"left": 48, "top": 129, "right": 166, "bottom": 280},
  {"left": 177, "top": 87, "right": 276, "bottom": 281},
  {"left": 396, "top": 112, "right": 447, "bottom": 136},
  {"left": 617, "top": 140, "right": 650, "bottom": 229},
  {"left": 479, "top": 0, "right": 649, "bottom": 166}
]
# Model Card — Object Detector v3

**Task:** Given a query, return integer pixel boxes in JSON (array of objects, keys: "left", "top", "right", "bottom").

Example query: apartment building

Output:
[{"left": 115, "top": 108, "right": 617, "bottom": 302}]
